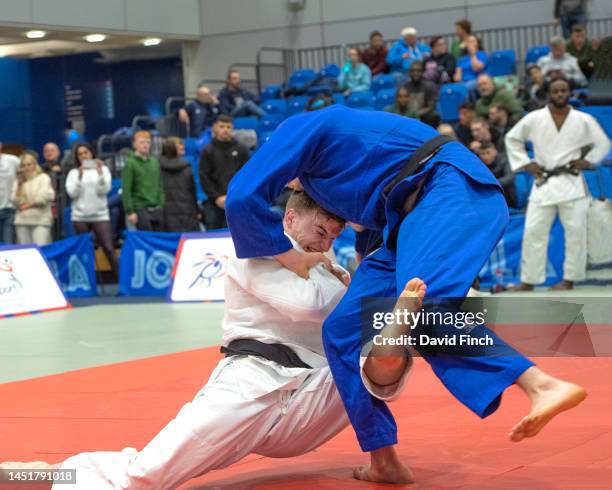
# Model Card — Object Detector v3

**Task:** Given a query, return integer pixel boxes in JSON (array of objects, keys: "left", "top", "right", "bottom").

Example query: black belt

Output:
[
  {"left": 221, "top": 339, "right": 312, "bottom": 369},
  {"left": 535, "top": 165, "right": 580, "bottom": 187}
]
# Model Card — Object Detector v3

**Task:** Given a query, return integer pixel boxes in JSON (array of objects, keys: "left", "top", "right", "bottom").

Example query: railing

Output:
[{"left": 256, "top": 48, "right": 297, "bottom": 90}]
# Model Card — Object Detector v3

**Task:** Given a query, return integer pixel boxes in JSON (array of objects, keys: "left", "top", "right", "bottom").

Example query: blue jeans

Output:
[
  {"left": 561, "top": 10, "right": 586, "bottom": 39},
  {"left": 231, "top": 101, "right": 266, "bottom": 118},
  {"left": 0, "top": 207, "right": 15, "bottom": 244}
]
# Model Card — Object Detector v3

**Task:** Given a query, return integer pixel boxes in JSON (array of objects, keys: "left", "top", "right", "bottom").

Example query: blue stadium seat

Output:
[
  {"left": 287, "top": 95, "right": 310, "bottom": 115},
  {"left": 261, "top": 98, "right": 287, "bottom": 116},
  {"left": 232, "top": 116, "right": 258, "bottom": 130},
  {"left": 261, "top": 84, "right": 282, "bottom": 101},
  {"left": 346, "top": 91, "right": 375, "bottom": 109},
  {"left": 371, "top": 74, "right": 397, "bottom": 94},
  {"left": 256, "top": 131, "right": 275, "bottom": 149},
  {"left": 488, "top": 50, "right": 516, "bottom": 77},
  {"left": 374, "top": 88, "right": 396, "bottom": 111},
  {"left": 333, "top": 94, "right": 346, "bottom": 105},
  {"left": 514, "top": 171, "right": 534, "bottom": 210},
  {"left": 583, "top": 169, "right": 603, "bottom": 199},
  {"left": 287, "top": 69, "right": 317, "bottom": 93},
  {"left": 307, "top": 85, "right": 333, "bottom": 96},
  {"left": 525, "top": 45, "right": 550, "bottom": 66},
  {"left": 580, "top": 105, "right": 612, "bottom": 139},
  {"left": 438, "top": 83, "right": 468, "bottom": 122},
  {"left": 319, "top": 63, "right": 340, "bottom": 79},
  {"left": 184, "top": 138, "right": 201, "bottom": 158},
  {"left": 255, "top": 115, "right": 283, "bottom": 142}
]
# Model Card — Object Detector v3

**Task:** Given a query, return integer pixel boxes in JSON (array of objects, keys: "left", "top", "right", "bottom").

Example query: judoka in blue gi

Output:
[{"left": 226, "top": 105, "right": 587, "bottom": 484}]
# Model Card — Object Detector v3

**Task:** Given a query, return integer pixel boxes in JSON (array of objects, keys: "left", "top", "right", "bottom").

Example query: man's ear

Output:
[{"left": 284, "top": 208, "right": 295, "bottom": 228}]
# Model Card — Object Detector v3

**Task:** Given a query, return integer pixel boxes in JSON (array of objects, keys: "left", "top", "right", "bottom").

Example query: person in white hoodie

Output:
[{"left": 65, "top": 144, "right": 117, "bottom": 280}]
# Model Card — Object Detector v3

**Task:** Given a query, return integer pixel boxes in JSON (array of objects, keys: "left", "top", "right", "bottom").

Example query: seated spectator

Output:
[
  {"left": 454, "top": 35, "right": 488, "bottom": 83},
  {"left": 591, "top": 35, "right": 611, "bottom": 80},
  {"left": 386, "top": 26, "right": 431, "bottom": 73},
  {"left": 454, "top": 102, "right": 476, "bottom": 146},
  {"left": 384, "top": 86, "right": 417, "bottom": 118},
  {"left": 477, "top": 141, "right": 517, "bottom": 208},
  {"left": 122, "top": 131, "right": 165, "bottom": 232},
  {"left": 537, "top": 36, "right": 586, "bottom": 87},
  {"left": 451, "top": 19, "right": 473, "bottom": 59},
  {"left": 554, "top": 0, "right": 587, "bottom": 39},
  {"left": 566, "top": 25, "right": 600, "bottom": 80},
  {"left": 199, "top": 115, "right": 250, "bottom": 230},
  {"left": 218, "top": 69, "right": 266, "bottom": 118},
  {"left": 11, "top": 151, "right": 54, "bottom": 246},
  {"left": 475, "top": 74, "right": 523, "bottom": 124},
  {"left": 521, "top": 64, "right": 548, "bottom": 111},
  {"left": 0, "top": 143, "right": 20, "bottom": 244},
  {"left": 488, "top": 104, "right": 514, "bottom": 137},
  {"left": 424, "top": 36, "right": 455, "bottom": 85},
  {"left": 361, "top": 30, "right": 388, "bottom": 76},
  {"left": 65, "top": 143, "right": 117, "bottom": 280},
  {"left": 337, "top": 47, "right": 372, "bottom": 95},
  {"left": 403, "top": 61, "right": 440, "bottom": 127},
  {"left": 178, "top": 84, "right": 220, "bottom": 138},
  {"left": 159, "top": 139, "right": 200, "bottom": 233},
  {"left": 469, "top": 117, "right": 504, "bottom": 153},
  {"left": 437, "top": 123, "right": 457, "bottom": 138}
]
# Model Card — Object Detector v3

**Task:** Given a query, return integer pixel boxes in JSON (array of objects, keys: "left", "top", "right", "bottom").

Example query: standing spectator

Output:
[
  {"left": 159, "top": 139, "right": 200, "bottom": 233},
  {"left": 0, "top": 143, "right": 20, "bottom": 244},
  {"left": 554, "top": 0, "right": 587, "bottom": 39},
  {"left": 537, "top": 36, "right": 586, "bottom": 87},
  {"left": 488, "top": 104, "right": 514, "bottom": 137},
  {"left": 475, "top": 74, "right": 523, "bottom": 124},
  {"left": 199, "top": 116, "right": 250, "bottom": 230},
  {"left": 41, "top": 141, "right": 65, "bottom": 241},
  {"left": 521, "top": 64, "right": 548, "bottom": 111},
  {"left": 403, "top": 61, "right": 440, "bottom": 127},
  {"left": 337, "top": 47, "right": 372, "bottom": 95},
  {"left": 361, "top": 31, "right": 388, "bottom": 76},
  {"left": 178, "top": 84, "right": 220, "bottom": 138},
  {"left": 41, "top": 142, "right": 62, "bottom": 175},
  {"left": 424, "top": 36, "right": 456, "bottom": 85},
  {"left": 454, "top": 102, "right": 476, "bottom": 146},
  {"left": 451, "top": 19, "right": 473, "bottom": 59},
  {"left": 11, "top": 152, "right": 54, "bottom": 246},
  {"left": 566, "top": 25, "right": 599, "bottom": 80},
  {"left": 218, "top": 69, "right": 266, "bottom": 118},
  {"left": 477, "top": 141, "right": 517, "bottom": 208},
  {"left": 122, "top": 131, "right": 165, "bottom": 232},
  {"left": 469, "top": 117, "right": 504, "bottom": 153},
  {"left": 454, "top": 35, "right": 488, "bottom": 84},
  {"left": 386, "top": 26, "right": 431, "bottom": 73},
  {"left": 384, "top": 86, "right": 417, "bottom": 118},
  {"left": 505, "top": 78, "right": 610, "bottom": 291},
  {"left": 65, "top": 143, "right": 117, "bottom": 280}
]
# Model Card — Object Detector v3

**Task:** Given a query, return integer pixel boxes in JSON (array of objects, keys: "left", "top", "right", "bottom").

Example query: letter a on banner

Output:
[{"left": 0, "top": 244, "right": 70, "bottom": 318}]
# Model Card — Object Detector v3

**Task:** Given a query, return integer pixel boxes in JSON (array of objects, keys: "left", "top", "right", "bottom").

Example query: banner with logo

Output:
[
  {"left": 119, "top": 231, "right": 182, "bottom": 296},
  {"left": 0, "top": 244, "right": 70, "bottom": 318},
  {"left": 168, "top": 232, "right": 235, "bottom": 302},
  {"left": 41, "top": 233, "right": 97, "bottom": 298}
]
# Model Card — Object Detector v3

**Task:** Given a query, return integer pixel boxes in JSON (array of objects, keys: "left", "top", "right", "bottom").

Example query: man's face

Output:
[
  {"left": 213, "top": 121, "right": 233, "bottom": 141},
  {"left": 549, "top": 80, "right": 570, "bottom": 108},
  {"left": 370, "top": 35, "right": 383, "bottom": 50},
  {"left": 404, "top": 34, "right": 416, "bottom": 46},
  {"left": 551, "top": 43, "right": 565, "bottom": 58},
  {"left": 488, "top": 106, "right": 507, "bottom": 125},
  {"left": 459, "top": 108, "right": 474, "bottom": 126},
  {"left": 284, "top": 208, "right": 344, "bottom": 253},
  {"left": 528, "top": 66, "right": 543, "bottom": 84},
  {"left": 409, "top": 63, "right": 423, "bottom": 81},
  {"left": 571, "top": 29, "right": 586, "bottom": 47},
  {"left": 133, "top": 136, "right": 151, "bottom": 156},
  {"left": 478, "top": 146, "right": 497, "bottom": 166},
  {"left": 396, "top": 89, "right": 410, "bottom": 107},
  {"left": 196, "top": 86, "right": 213, "bottom": 104},
  {"left": 228, "top": 72, "right": 241, "bottom": 89},
  {"left": 471, "top": 122, "right": 490, "bottom": 142},
  {"left": 477, "top": 76, "right": 495, "bottom": 96},
  {"left": 43, "top": 143, "right": 60, "bottom": 162}
]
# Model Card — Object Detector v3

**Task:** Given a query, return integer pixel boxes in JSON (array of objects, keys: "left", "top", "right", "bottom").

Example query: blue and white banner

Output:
[
  {"left": 41, "top": 234, "right": 97, "bottom": 298},
  {"left": 119, "top": 231, "right": 181, "bottom": 296}
]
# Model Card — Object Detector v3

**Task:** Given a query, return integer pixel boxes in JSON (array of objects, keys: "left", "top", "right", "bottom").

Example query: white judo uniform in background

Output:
[
  {"left": 505, "top": 106, "right": 610, "bottom": 285},
  {"left": 53, "top": 238, "right": 359, "bottom": 490}
]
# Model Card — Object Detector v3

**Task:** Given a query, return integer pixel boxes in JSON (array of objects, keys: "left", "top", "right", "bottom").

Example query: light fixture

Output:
[
  {"left": 85, "top": 34, "right": 106, "bottom": 43},
  {"left": 143, "top": 38, "right": 162, "bottom": 46},
  {"left": 26, "top": 30, "right": 46, "bottom": 39}
]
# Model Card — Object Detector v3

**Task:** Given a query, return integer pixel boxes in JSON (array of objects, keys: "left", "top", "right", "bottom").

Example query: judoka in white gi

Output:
[
  {"left": 505, "top": 78, "right": 610, "bottom": 290},
  {"left": 1, "top": 191, "right": 414, "bottom": 489}
]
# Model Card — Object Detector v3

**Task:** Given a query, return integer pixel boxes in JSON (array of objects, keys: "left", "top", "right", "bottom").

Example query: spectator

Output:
[
  {"left": 11, "top": 151, "right": 54, "bottom": 246},
  {"left": 41, "top": 142, "right": 62, "bottom": 175},
  {"left": 199, "top": 116, "right": 250, "bottom": 230},
  {"left": 537, "top": 36, "right": 586, "bottom": 87},
  {"left": 178, "top": 84, "right": 220, "bottom": 138},
  {"left": 469, "top": 117, "right": 504, "bottom": 153},
  {"left": 41, "top": 141, "right": 66, "bottom": 242},
  {"left": 591, "top": 35, "right": 612, "bottom": 80},
  {"left": 554, "top": 0, "right": 587, "bottom": 39},
  {"left": 337, "top": 47, "right": 372, "bottom": 95},
  {"left": 477, "top": 141, "right": 517, "bottom": 208},
  {"left": 566, "top": 25, "right": 599, "bottom": 80},
  {"left": 488, "top": 104, "right": 514, "bottom": 137},
  {"left": 159, "top": 139, "right": 200, "bottom": 233},
  {"left": 521, "top": 64, "right": 548, "bottom": 111},
  {"left": 475, "top": 74, "right": 523, "bottom": 124},
  {"left": 122, "top": 131, "right": 165, "bottom": 232},
  {"left": 424, "top": 36, "right": 455, "bottom": 85},
  {"left": 361, "top": 31, "right": 388, "bottom": 76},
  {"left": 0, "top": 143, "right": 20, "bottom": 244},
  {"left": 384, "top": 86, "right": 417, "bottom": 118},
  {"left": 454, "top": 35, "right": 488, "bottom": 84},
  {"left": 437, "top": 123, "right": 457, "bottom": 138},
  {"left": 454, "top": 102, "right": 476, "bottom": 146},
  {"left": 65, "top": 143, "right": 117, "bottom": 280},
  {"left": 403, "top": 61, "right": 440, "bottom": 127},
  {"left": 451, "top": 19, "right": 473, "bottom": 59},
  {"left": 386, "top": 26, "right": 431, "bottom": 73},
  {"left": 218, "top": 69, "right": 266, "bottom": 118}
]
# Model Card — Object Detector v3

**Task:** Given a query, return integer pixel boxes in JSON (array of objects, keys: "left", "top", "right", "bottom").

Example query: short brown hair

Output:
[
  {"left": 286, "top": 191, "right": 346, "bottom": 226},
  {"left": 133, "top": 130, "right": 151, "bottom": 141},
  {"left": 215, "top": 114, "right": 233, "bottom": 125},
  {"left": 478, "top": 141, "right": 496, "bottom": 151},
  {"left": 455, "top": 19, "right": 472, "bottom": 34}
]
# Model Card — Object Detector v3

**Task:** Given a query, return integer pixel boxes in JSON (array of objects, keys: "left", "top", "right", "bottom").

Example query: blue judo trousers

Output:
[{"left": 226, "top": 105, "right": 534, "bottom": 452}]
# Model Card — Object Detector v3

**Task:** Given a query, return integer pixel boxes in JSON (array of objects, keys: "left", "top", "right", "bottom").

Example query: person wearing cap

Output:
[
  {"left": 386, "top": 26, "right": 431, "bottom": 73},
  {"left": 537, "top": 36, "right": 586, "bottom": 87}
]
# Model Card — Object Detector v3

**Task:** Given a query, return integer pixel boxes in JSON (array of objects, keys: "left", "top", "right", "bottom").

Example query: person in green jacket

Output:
[
  {"left": 475, "top": 74, "right": 524, "bottom": 125},
  {"left": 122, "top": 130, "right": 165, "bottom": 232},
  {"left": 384, "top": 86, "right": 418, "bottom": 118}
]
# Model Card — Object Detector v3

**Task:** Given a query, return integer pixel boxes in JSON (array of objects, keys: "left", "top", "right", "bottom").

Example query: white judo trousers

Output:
[{"left": 53, "top": 356, "right": 348, "bottom": 490}]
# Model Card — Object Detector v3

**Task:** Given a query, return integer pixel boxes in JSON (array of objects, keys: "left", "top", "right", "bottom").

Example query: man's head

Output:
[
  {"left": 369, "top": 30, "right": 384, "bottom": 50},
  {"left": 195, "top": 84, "right": 215, "bottom": 104},
  {"left": 477, "top": 141, "right": 498, "bottom": 166},
  {"left": 283, "top": 191, "right": 345, "bottom": 253},
  {"left": 470, "top": 117, "right": 492, "bottom": 142},
  {"left": 212, "top": 115, "right": 233, "bottom": 142},
  {"left": 437, "top": 123, "right": 457, "bottom": 138},
  {"left": 401, "top": 27, "right": 417, "bottom": 46},
  {"left": 570, "top": 25, "right": 587, "bottom": 48},
  {"left": 43, "top": 142, "right": 60, "bottom": 163},
  {"left": 477, "top": 74, "right": 495, "bottom": 97},
  {"left": 133, "top": 130, "right": 151, "bottom": 157},
  {"left": 548, "top": 77, "right": 571, "bottom": 109},
  {"left": 527, "top": 64, "right": 544, "bottom": 84},
  {"left": 550, "top": 36, "right": 566, "bottom": 59},
  {"left": 227, "top": 69, "right": 241, "bottom": 90},
  {"left": 409, "top": 60, "right": 424, "bottom": 81},
  {"left": 488, "top": 104, "right": 509, "bottom": 127},
  {"left": 455, "top": 19, "right": 472, "bottom": 39},
  {"left": 430, "top": 36, "right": 447, "bottom": 56},
  {"left": 395, "top": 86, "right": 410, "bottom": 107},
  {"left": 459, "top": 102, "right": 475, "bottom": 126}
]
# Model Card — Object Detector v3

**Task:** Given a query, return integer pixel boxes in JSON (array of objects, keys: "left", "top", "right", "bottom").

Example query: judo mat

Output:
[{"left": 1, "top": 292, "right": 612, "bottom": 489}]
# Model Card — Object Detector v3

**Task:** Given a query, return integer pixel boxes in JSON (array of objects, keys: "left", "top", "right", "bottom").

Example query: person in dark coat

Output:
[
  {"left": 477, "top": 141, "right": 517, "bottom": 208},
  {"left": 159, "top": 139, "right": 200, "bottom": 232}
]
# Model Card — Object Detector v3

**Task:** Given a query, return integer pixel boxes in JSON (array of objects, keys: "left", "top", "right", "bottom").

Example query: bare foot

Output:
[
  {"left": 510, "top": 372, "right": 587, "bottom": 442},
  {"left": 353, "top": 446, "right": 413, "bottom": 484},
  {"left": 398, "top": 277, "right": 427, "bottom": 304}
]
